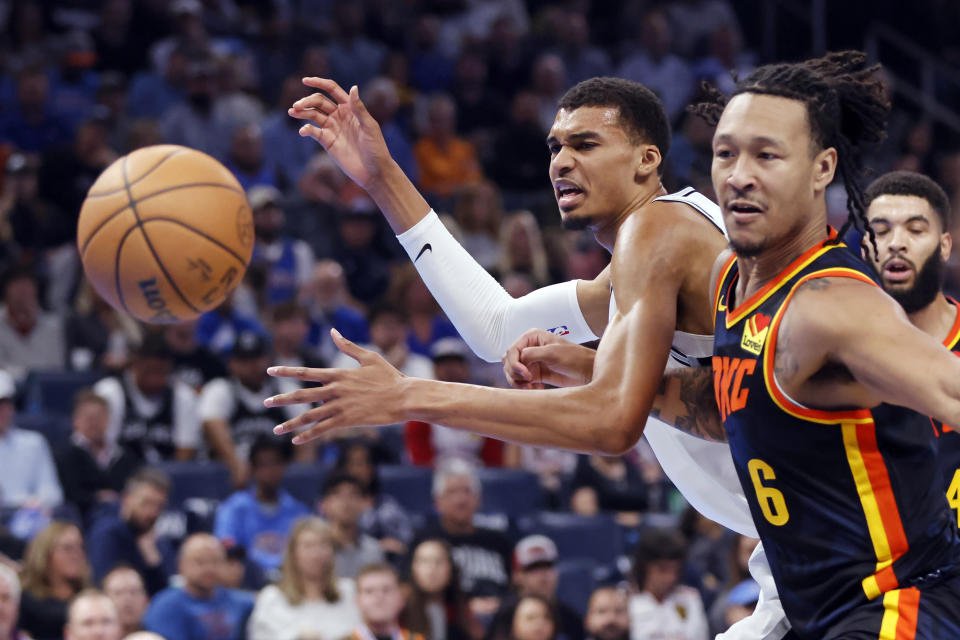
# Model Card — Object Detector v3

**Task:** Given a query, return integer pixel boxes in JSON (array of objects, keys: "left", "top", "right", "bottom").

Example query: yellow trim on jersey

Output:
[{"left": 879, "top": 590, "right": 901, "bottom": 639}]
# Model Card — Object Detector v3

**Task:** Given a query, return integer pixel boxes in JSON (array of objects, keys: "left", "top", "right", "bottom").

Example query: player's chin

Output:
[{"left": 559, "top": 209, "right": 595, "bottom": 231}]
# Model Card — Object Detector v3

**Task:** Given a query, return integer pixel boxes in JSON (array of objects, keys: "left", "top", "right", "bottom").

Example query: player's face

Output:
[
  {"left": 866, "top": 194, "right": 950, "bottom": 313},
  {"left": 547, "top": 106, "right": 648, "bottom": 230},
  {"left": 712, "top": 93, "right": 836, "bottom": 257}
]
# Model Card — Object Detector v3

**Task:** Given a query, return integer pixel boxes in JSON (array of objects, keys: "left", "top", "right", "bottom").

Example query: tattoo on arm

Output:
[{"left": 650, "top": 367, "right": 727, "bottom": 442}]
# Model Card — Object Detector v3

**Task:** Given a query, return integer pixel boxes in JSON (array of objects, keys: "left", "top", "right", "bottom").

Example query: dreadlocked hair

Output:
[{"left": 690, "top": 50, "right": 891, "bottom": 257}]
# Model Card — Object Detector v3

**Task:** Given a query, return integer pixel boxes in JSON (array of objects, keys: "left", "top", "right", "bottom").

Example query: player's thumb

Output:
[{"left": 331, "top": 328, "right": 373, "bottom": 364}]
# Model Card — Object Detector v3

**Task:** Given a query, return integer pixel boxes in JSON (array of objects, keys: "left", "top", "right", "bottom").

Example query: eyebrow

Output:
[
  {"left": 546, "top": 131, "right": 601, "bottom": 145},
  {"left": 713, "top": 133, "right": 786, "bottom": 148},
  {"left": 869, "top": 215, "right": 931, "bottom": 226}
]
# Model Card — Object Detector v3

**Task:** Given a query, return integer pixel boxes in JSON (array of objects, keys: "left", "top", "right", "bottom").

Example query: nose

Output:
[
  {"left": 886, "top": 226, "right": 908, "bottom": 254},
  {"left": 550, "top": 144, "right": 574, "bottom": 176},
  {"left": 726, "top": 155, "right": 756, "bottom": 193}
]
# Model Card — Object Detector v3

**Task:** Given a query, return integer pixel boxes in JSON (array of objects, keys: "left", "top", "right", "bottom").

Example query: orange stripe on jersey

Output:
[
  {"left": 714, "top": 253, "right": 738, "bottom": 324},
  {"left": 943, "top": 297, "right": 960, "bottom": 350},
  {"left": 844, "top": 420, "right": 911, "bottom": 600},
  {"left": 762, "top": 268, "right": 879, "bottom": 424},
  {"left": 724, "top": 230, "right": 840, "bottom": 328},
  {"left": 879, "top": 588, "right": 921, "bottom": 640}
]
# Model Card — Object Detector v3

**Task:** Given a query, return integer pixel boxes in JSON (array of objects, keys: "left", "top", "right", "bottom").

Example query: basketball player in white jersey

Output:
[{"left": 277, "top": 76, "right": 791, "bottom": 639}]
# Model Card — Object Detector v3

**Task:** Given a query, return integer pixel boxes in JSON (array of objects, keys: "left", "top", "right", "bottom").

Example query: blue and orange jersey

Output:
[
  {"left": 712, "top": 237, "right": 960, "bottom": 638},
  {"left": 933, "top": 298, "right": 960, "bottom": 531}
]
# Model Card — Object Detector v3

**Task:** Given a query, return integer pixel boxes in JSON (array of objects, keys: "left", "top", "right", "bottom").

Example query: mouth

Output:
[
  {"left": 555, "top": 180, "right": 586, "bottom": 209},
  {"left": 882, "top": 258, "right": 914, "bottom": 284},
  {"left": 726, "top": 200, "right": 764, "bottom": 222}
]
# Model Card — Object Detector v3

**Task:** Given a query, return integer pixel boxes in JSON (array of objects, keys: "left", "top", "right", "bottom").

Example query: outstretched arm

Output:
[{"left": 290, "top": 78, "right": 607, "bottom": 358}]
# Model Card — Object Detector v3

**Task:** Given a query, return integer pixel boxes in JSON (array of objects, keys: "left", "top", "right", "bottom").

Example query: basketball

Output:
[{"left": 77, "top": 145, "right": 254, "bottom": 324}]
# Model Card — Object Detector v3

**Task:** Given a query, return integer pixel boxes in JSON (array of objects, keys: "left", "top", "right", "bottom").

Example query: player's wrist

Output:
[{"left": 366, "top": 160, "right": 431, "bottom": 233}]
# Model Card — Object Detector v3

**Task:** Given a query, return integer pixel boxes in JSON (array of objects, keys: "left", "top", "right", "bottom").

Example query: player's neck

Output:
[
  {"left": 594, "top": 181, "right": 668, "bottom": 252},
  {"left": 908, "top": 292, "right": 957, "bottom": 344},
  {"left": 736, "top": 221, "right": 827, "bottom": 299}
]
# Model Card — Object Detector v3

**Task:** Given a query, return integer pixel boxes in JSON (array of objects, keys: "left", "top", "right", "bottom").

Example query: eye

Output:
[
  {"left": 548, "top": 143, "right": 561, "bottom": 155},
  {"left": 758, "top": 152, "right": 779, "bottom": 160},
  {"left": 714, "top": 149, "right": 733, "bottom": 159},
  {"left": 576, "top": 141, "right": 596, "bottom": 150},
  {"left": 908, "top": 225, "right": 926, "bottom": 235}
]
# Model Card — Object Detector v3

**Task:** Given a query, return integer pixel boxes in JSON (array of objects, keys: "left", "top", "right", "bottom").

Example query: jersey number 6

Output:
[{"left": 748, "top": 458, "right": 790, "bottom": 526}]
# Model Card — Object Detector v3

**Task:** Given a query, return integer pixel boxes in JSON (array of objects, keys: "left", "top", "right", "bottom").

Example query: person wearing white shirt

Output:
[
  {"left": 0, "top": 370, "right": 63, "bottom": 509},
  {"left": 93, "top": 333, "right": 201, "bottom": 464},
  {"left": 332, "top": 305, "right": 434, "bottom": 380},
  {"left": 629, "top": 528, "right": 708, "bottom": 640}
]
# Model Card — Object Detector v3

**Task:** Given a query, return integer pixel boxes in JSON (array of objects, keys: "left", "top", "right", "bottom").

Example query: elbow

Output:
[{"left": 591, "top": 410, "right": 644, "bottom": 456}]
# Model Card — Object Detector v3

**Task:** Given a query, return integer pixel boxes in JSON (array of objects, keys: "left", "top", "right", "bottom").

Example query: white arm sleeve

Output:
[{"left": 396, "top": 211, "right": 600, "bottom": 362}]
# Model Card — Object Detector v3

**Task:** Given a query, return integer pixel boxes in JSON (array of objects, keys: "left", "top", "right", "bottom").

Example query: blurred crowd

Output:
[{"left": 0, "top": 0, "right": 959, "bottom": 639}]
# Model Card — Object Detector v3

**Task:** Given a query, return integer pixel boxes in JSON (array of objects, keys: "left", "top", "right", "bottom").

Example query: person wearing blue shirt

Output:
[
  {"left": 213, "top": 435, "right": 309, "bottom": 579},
  {"left": 144, "top": 534, "right": 253, "bottom": 640}
]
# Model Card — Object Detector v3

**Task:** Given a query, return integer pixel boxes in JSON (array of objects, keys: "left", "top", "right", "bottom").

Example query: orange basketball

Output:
[{"left": 77, "top": 145, "right": 254, "bottom": 324}]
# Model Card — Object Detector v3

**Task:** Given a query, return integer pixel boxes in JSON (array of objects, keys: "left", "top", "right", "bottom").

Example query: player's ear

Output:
[
  {"left": 812, "top": 146, "right": 837, "bottom": 191},
  {"left": 636, "top": 144, "right": 661, "bottom": 181},
  {"left": 941, "top": 230, "right": 952, "bottom": 262}
]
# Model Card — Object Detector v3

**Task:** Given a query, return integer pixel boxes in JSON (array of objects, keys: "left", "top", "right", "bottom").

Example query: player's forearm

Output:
[
  {"left": 650, "top": 368, "right": 726, "bottom": 441},
  {"left": 399, "top": 376, "right": 647, "bottom": 455},
  {"left": 365, "top": 159, "right": 432, "bottom": 234}
]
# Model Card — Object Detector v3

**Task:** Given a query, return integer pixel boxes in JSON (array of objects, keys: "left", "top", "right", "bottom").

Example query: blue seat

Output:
[
  {"left": 21, "top": 370, "right": 104, "bottom": 416},
  {"left": 477, "top": 468, "right": 544, "bottom": 517},
  {"left": 556, "top": 559, "right": 598, "bottom": 616},
  {"left": 378, "top": 465, "right": 433, "bottom": 514},
  {"left": 157, "top": 461, "right": 232, "bottom": 508},
  {"left": 282, "top": 463, "right": 329, "bottom": 507},
  {"left": 15, "top": 414, "right": 72, "bottom": 447},
  {"left": 518, "top": 512, "right": 623, "bottom": 566}
]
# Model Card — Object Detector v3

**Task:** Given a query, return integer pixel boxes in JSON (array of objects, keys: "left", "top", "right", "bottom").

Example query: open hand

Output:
[
  {"left": 288, "top": 78, "right": 393, "bottom": 190},
  {"left": 502, "top": 329, "right": 596, "bottom": 389},
  {"left": 267, "top": 330, "right": 408, "bottom": 444}
]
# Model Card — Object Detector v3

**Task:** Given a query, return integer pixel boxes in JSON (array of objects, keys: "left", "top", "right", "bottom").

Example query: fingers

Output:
[
  {"left": 273, "top": 404, "right": 340, "bottom": 444},
  {"left": 264, "top": 383, "right": 338, "bottom": 408},
  {"left": 301, "top": 77, "right": 351, "bottom": 104},
  {"left": 296, "top": 123, "right": 327, "bottom": 145},
  {"left": 331, "top": 328, "right": 377, "bottom": 365},
  {"left": 266, "top": 365, "right": 342, "bottom": 382},
  {"left": 291, "top": 91, "right": 338, "bottom": 114},
  {"left": 518, "top": 345, "right": 561, "bottom": 367},
  {"left": 348, "top": 84, "right": 374, "bottom": 127}
]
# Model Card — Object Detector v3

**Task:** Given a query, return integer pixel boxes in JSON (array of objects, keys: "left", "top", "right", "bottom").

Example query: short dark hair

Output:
[
  {"left": 557, "top": 77, "right": 671, "bottom": 162},
  {"left": 864, "top": 171, "right": 952, "bottom": 231},
  {"left": 367, "top": 302, "right": 406, "bottom": 326},
  {"left": 631, "top": 527, "right": 687, "bottom": 588},
  {"left": 248, "top": 433, "right": 294, "bottom": 466},
  {"left": 320, "top": 471, "right": 366, "bottom": 498},
  {"left": 271, "top": 301, "right": 309, "bottom": 324},
  {"left": 134, "top": 331, "right": 173, "bottom": 361},
  {"left": 124, "top": 467, "right": 171, "bottom": 495}
]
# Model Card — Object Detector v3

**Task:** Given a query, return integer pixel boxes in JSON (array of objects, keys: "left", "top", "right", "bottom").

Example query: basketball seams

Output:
[
  {"left": 80, "top": 182, "right": 244, "bottom": 256},
  {"left": 120, "top": 156, "right": 201, "bottom": 316},
  {"left": 140, "top": 217, "right": 250, "bottom": 266},
  {"left": 113, "top": 223, "right": 141, "bottom": 315},
  {"left": 84, "top": 148, "right": 186, "bottom": 198}
]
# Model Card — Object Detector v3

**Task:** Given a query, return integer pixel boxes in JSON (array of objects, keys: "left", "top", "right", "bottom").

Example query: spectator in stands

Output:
[
  {"left": 55, "top": 390, "right": 141, "bottom": 523},
  {"left": 333, "top": 202, "right": 394, "bottom": 305},
  {"left": 194, "top": 292, "right": 267, "bottom": 356},
  {"left": 334, "top": 303, "right": 434, "bottom": 379},
  {"left": 0, "top": 369, "right": 63, "bottom": 510},
  {"left": 716, "top": 579, "right": 760, "bottom": 633},
  {"left": 347, "top": 563, "right": 424, "bottom": 640},
  {"left": 364, "top": 77, "right": 418, "bottom": 182},
  {"left": 1, "top": 154, "right": 52, "bottom": 274},
  {"left": 48, "top": 31, "right": 100, "bottom": 133},
  {"left": 681, "top": 508, "right": 732, "bottom": 609},
  {"left": 162, "top": 319, "right": 227, "bottom": 391},
  {"left": 301, "top": 260, "right": 369, "bottom": 365},
  {"left": 707, "top": 535, "right": 758, "bottom": 636},
  {"left": 219, "top": 545, "right": 266, "bottom": 593},
  {"left": 583, "top": 587, "right": 629, "bottom": 640},
  {"left": 628, "top": 528, "right": 707, "bottom": 640},
  {"left": 552, "top": 13, "right": 611, "bottom": 87},
  {"left": 143, "top": 533, "right": 253, "bottom": 640},
  {"left": 570, "top": 452, "right": 648, "bottom": 524},
  {"left": 261, "top": 75, "right": 313, "bottom": 192},
  {"left": 529, "top": 53, "right": 567, "bottom": 134},
  {"left": 214, "top": 435, "right": 308, "bottom": 578},
  {"left": 87, "top": 468, "right": 174, "bottom": 597},
  {"left": 269, "top": 302, "right": 326, "bottom": 370},
  {"left": 319, "top": 473, "right": 385, "bottom": 579},
  {"left": 405, "top": 339, "right": 503, "bottom": 467},
  {"left": 487, "top": 91, "right": 550, "bottom": 193},
  {"left": 402, "top": 538, "right": 470, "bottom": 640},
  {"left": 93, "top": 332, "right": 202, "bottom": 464},
  {"left": 389, "top": 265, "right": 458, "bottom": 358},
  {"left": 248, "top": 517, "right": 361, "bottom": 640},
  {"left": 664, "top": 0, "right": 744, "bottom": 59},
  {"left": 491, "top": 594, "right": 557, "bottom": 640},
  {"left": 335, "top": 441, "right": 414, "bottom": 559},
  {"left": 0, "top": 266, "right": 66, "bottom": 383},
  {"left": 450, "top": 51, "right": 504, "bottom": 159},
  {"left": 225, "top": 124, "right": 276, "bottom": 193},
  {"left": 452, "top": 182, "right": 504, "bottom": 272},
  {"left": 326, "top": 0, "right": 386, "bottom": 89},
  {"left": 0, "top": 64, "right": 72, "bottom": 154},
  {"left": 102, "top": 567, "right": 148, "bottom": 638},
  {"left": 126, "top": 46, "right": 188, "bottom": 119},
  {"left": 412, "top": 458, "right": 512, "bottom": 602},
  {"left": 408, "top": 15, "right": 454, "bottom": 94},
  {"left": 65, "top": 280, "right": 142, "bottom": 372},
  {"left": 615, "top": 9, "right": 693, "bottom": 123},
  {"left": 199, "top": 331, "right": 307, "bottom": 487},
  {"left": 413, "top": 93, "right": 482, "bottom": 201},
  {"left": 160, "top": 59, "right": 229, "bottom": 160},
  {"left": 248, "top": 185, "right": 315, "bottom": 307},
  {"left": 488, "top": 536, "right": 583, "bottom": 640},
  {"left": 19, "top": 521, "right": 91, "bottom": 640},
  {"left": 497, "top": 211, "right": 549, "bottom": 286},
  {"left": 0, "top": 564, "right": 29, "bottom": 640},
  {"left": 63, "top": 589, "right": 122, "bottom": 640}
]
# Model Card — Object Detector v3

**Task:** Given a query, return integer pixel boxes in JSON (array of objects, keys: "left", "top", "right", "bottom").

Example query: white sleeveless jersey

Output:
[{"left": 613, "top": 188, "right": 791, "bottom": 640}]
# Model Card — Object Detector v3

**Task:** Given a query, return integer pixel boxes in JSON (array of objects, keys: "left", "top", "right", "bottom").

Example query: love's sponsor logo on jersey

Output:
[{"left": 741, "top": 313, "right": 771, "bottom": 356}]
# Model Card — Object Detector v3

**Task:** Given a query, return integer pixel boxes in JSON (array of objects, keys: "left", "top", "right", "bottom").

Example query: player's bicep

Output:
[{"left": 576, "top": 265, "right": 612, "bottom": 336}]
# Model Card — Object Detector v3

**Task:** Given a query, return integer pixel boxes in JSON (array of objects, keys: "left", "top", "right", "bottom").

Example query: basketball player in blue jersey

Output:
[
  {"left": 279, "top": 76, "right": 790, "bottom": 639},
  {"left": 862, "top": 171, "right": 960, "bottom": 532}
]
